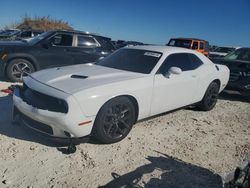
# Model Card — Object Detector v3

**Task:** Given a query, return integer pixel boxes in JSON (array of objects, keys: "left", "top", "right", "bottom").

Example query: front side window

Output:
[
  {"left": 159, "top": 53, "right": 193, "bottom": 74},
  {"left": 96, "top": 49, "right": 162, "bottom": 74},
  {"left": 50, "top": 34, "right": 73, "bottom": 46},
  {"left": 77, "top": 35, "right": 98, "bottom": 47}
]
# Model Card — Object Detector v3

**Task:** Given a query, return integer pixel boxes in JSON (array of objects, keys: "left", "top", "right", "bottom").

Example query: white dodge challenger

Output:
[{"left": 13, "top": 46, "right": 229, "bottom": 144}]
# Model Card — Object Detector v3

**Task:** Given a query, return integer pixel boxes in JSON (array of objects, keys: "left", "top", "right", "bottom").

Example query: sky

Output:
[{"left": 0, "top": 0, "right": 250, "bottom": 47}]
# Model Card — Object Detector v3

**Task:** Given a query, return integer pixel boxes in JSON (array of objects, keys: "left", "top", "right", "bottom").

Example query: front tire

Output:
[
  {"left": 198, "top": 82, "right": 219, "bottom": 111},
  {"left": 6, "top": 59, "right": 35, "bottom": 82},
  {"left": 93, "top": 97, "right": 136, "bottom": 144}
]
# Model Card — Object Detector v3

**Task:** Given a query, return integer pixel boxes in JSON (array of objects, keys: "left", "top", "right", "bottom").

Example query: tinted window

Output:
[
  {"left": 192, "top": 42, "right": 198, "bottom": 50},
  {"left": 159, "top": 53, "right": 193, "bottom": 74},
  {"left": 77, "top": 35, "right": 98, "bottom": 47},
  {"left": 95, "top": 36, "right": 115, "bottom": 50},
  {"left": 97, "top": 49, "right": 162, "bottom": 74},
  {"left": 200, "top": 42, "right": 204, "bottom": 50},
  {"left": 168, "top": 39, "right": 192, "bottom": 48},
  {"left": 50, "top": 34, "right": 73, "bottom": 46},
  {"left": 188, "top": 54, "right": 203, "bottom": 69},
  {"left": 224, "top": 48, "right": 250, "bottom": 62},
  {"left": 215, "top": 47, "right": 234, "bottom": 53},
  {"left": 20, "top": 31, "right": 32, "bottom": 38}
]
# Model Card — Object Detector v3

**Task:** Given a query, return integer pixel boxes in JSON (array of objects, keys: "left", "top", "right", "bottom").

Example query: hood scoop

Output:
[{"left": 70, "top": 75, "right": 88, "bottom": 79}]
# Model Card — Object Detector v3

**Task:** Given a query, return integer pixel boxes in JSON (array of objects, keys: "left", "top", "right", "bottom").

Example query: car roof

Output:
[
  {"left": 51, "top": 30, "right": 111, "bottom": 39},
  {"left": 125, "top": 45, "right": 201, "bottom": 54},
  {"left": 170, "top": 38, "right": 208, "bottom": 42}
]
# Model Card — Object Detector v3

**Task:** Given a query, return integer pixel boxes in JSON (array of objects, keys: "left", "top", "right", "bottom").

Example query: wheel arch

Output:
[
  {"left": 94, "top": 94, "right": 139, "bottom": 126},
  {"left": 5, "top": 56, "right": 39, "bottom": 74},
  {"left": 212, "top": 79, "right": 221, "bottom": 90}
]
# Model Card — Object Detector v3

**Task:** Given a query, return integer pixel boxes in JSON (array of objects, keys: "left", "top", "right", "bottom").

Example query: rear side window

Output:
[
  {"left": 50, "top": 34, "right": 73, "bottom": 46},
  {"left": 192, "top": 42, "right": 199, "bottom": 50},
  {"left": 77, "top": 35, "right": 98, "bottom": 47},
  {"left": 188, "top": 54, "right": 203, "bottom": 69},
  {"left": 200, "top": 42, "right": 204, "bottom": 50}
]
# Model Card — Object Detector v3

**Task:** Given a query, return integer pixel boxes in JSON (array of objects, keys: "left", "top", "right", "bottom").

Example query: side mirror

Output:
[{"left": 168, "top": 66, "right": 182, "bottom": 75}]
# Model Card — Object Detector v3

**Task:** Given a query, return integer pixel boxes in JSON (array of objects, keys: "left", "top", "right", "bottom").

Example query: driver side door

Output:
[{"left": 150, "top": 53, "right": 200, "bottom": 116}]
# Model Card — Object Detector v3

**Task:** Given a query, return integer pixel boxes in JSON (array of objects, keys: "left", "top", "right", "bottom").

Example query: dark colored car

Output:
[
  {"left": 114, "top": 41, "right": 144, "bottom": 49},
  {"left": 0, "top": 29, "right": 44, "bottom": 40},
  {"left": 214, "top": 48, "right": 250, "bottom": 97},
  {"left": 0, "top": 30, "right": 115, "bottom": 81}
]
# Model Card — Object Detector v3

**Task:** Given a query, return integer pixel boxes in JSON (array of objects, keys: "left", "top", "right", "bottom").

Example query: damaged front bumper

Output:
[{"left": 12, "top": 84, "right": 95, "bottom": 139}]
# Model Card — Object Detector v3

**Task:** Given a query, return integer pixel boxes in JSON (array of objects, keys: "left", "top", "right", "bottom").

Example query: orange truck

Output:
[{"left": 167, "top": 38, "right": 209, "bottom": 56}]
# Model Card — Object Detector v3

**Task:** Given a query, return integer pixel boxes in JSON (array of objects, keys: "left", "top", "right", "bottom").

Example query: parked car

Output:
[
  {"left": 167, "top": 38, "right": 209, "bottom": 56},
  {"left": 0, "top": 29, "right": 21, "bottom": 40},
  {"left": 213, "top": 48, "right": 250, "bottom": 97},
  {"left": 209, "top": 46, "right": 237, "bottom": 59},
  {"left": 0, "top": 29, "right": 43, "bottom": 41},
  {"left": 13, "top": 45, "right": 229, "bottom": 145},
  {"left": 0, "top": 30, "right": 115, "bottom": 81},
  {"left": 115, "top": 41, "right": 144, "bottom": 49}
]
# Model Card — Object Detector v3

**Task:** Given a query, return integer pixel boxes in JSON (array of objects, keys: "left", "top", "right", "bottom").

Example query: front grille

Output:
[
  {"left": 229, "top": 72, "right": 240, "bottom": 82},
  {"left": 20, "top": 111, "right": 53, "bottom": 135},
  {"left": 21, "top": 83, "right": 68, "bottom": 113}
]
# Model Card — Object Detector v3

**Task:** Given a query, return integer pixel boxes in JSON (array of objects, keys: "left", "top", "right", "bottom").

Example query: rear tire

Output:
[
  {"left": 93, "top": 97, "right": 136, "bottom": 144},
  {"left": 6, "top": 59, "right": 35, "bottom": 82},
  {"left": 198, "top": 82, "right": 219, "bottom": 111}
]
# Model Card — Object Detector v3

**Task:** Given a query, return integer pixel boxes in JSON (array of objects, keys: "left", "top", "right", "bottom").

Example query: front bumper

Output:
[{"left": 13, "top": 86, "right": 96, "bottom": 138}]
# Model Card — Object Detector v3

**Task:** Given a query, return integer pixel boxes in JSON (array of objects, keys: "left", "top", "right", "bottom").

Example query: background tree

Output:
[{"left": 3, "top": 15, "right": 73, "bottom": 30}]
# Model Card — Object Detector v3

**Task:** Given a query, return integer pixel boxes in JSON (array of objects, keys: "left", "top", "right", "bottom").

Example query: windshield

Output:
[
  {"left": 28, "top": 31, "right": 52, "bottom": 45},
  {"left": 96, "top": 48, "right": 162, "bottom": 74},
  {"left": 168, "top": 39, "right": 192, "bottom": 48},
  {"left": 215, "top": 47, "right": 234, "bottom": 53},
  {"left": 224, "top": 48, "right": 250, "bottom": 62}
]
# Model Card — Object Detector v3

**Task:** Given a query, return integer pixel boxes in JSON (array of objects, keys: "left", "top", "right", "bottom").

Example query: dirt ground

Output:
[{"left": 0, "top": 80, "right": 250, "bottom": 188}]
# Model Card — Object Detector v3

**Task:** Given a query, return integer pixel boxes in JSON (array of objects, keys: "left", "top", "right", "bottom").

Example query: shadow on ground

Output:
[
  {"left": 0, "top": 94, "right": 88, "bottom": 150},
  {"left": 101, "top": 151, "right": 223, "bottom": 188},
  {"left": 219, "top": 90, "right": 250, "bottom": 103}
]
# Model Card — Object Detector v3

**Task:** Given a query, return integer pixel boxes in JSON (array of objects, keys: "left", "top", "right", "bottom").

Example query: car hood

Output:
[{"left": 27, "top": 64, "right": 146, "bottom": 94}]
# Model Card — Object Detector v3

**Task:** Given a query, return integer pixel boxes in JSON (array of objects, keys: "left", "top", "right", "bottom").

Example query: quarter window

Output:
[
  {"left": 188, "top": 54, "right": 203, "bottom": 69},
  {"left": 77, "top": 35, "right": 98, "bottom": 47},
  {"left": 50, "top": 34, "right": 73, "bottom": 46}
]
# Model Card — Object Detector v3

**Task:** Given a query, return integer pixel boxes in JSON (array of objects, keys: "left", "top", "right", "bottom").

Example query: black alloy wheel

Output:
[
  {"left": 198, "top": 82, "right": 219, "bottom": 111},
  {"left": 93, "top": 97, "right": 136, "bottom": 144}
]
